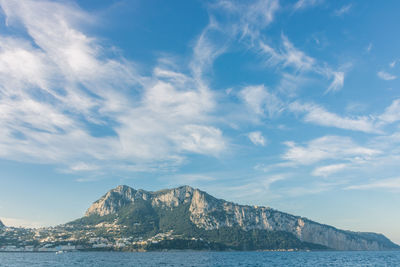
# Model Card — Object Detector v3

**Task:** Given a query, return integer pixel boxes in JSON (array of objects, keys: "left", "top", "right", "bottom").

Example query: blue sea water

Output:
[{"left": 0, "top": 251, "right": 399, "bottom": 267}]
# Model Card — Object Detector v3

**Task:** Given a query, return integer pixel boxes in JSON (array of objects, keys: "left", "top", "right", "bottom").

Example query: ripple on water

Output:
[{"left": 0, "top": 251, "right": 400, "bottom": 267}]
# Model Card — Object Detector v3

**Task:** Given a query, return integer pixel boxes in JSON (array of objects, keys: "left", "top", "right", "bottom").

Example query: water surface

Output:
[{"left": 0, "top": 251, "right": 399, "bottom": 267}]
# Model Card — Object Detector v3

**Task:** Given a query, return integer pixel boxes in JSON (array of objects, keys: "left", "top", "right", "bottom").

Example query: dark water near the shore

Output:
[{"left": 0, "top": 251, "right": 399, "bottom": 266}]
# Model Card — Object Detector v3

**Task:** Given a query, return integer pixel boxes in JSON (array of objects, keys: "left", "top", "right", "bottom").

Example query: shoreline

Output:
[{"left": 1, "top": 249, "right": 399, "bottom": 253}]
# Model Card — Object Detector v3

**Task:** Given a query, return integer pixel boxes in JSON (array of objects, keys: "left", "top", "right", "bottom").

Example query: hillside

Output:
[{"left": 68, "top": 185, "right": 399, "bottom": 251}]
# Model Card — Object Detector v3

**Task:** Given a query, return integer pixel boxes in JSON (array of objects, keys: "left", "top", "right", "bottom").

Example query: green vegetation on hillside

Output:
[{"left": 68, "top": 201, "right": 327, "bottom": 251}]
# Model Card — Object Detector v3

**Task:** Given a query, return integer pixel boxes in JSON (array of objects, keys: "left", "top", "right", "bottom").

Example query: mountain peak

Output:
[
  {"left": 85, "top": 185, "right": 141, "bottom": 216},
  {"left": 114, "top": 184, "right": 135, "bottom": 192},
  {"left": 85, "top": 185, "right": 200, "bottom": 217},
  {"left": 172, "top": 185, "right": 196, "bottom": 195},
  {"left": 80, "top": 185, "right": 399, "bottom": 251},
  {"left": 177, "top": 185, "right": 194, "bottom": 191}
]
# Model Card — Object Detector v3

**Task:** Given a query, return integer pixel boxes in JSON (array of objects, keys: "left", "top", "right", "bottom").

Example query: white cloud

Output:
[
  {"left": 289, "top": 99, "right": 400, "bottom": 133},
  {"left": 333, "top": 4, "right": 352, "bottom": 16},
  {"left": 293, "top": 0, "right": 324, "bottom": 11},
  {"left": 345, "top": 102, "right": 368, "bottom": 114},
  {"left": 211, "top": 0, "right": 279, "bottom": 42},
  {"left": 281, "top": 35, "right": 315, "bottom": 71},
  {"left": 259, "top": 35, "right": 315, "bottom": 72},
  {"left": 377, "top": 71, "right": 397, "bottom": 81},
  {"left": 389, "top": 60, "right": 397, "bottom": 68},
  {"left": 312, "top": 163, "right": 347, "bottom": 177},
  {"left": 282, "top": 136, "right": 380, "bottom": 165},
  {"left": 190, "top": 19, "right": 227, "bottom": 82},
  {"left": 0, "top": 0, "right": 226, "bottom": 171},
  {"left": 326, "top": 71, "right": 344, "bottom": 93},
  {"left": 75, "top": 176, "right": 104, "bottom": 183},
  {"left": 346, "top": 177, "right": 400, "bottom": 191},
  {"left": 248, "top": 131, "right": 267, "bottom": 146},
  {"left": 69, "top": 162, "right": 99, "bottom": 172},
  {"left": 210, "top": 1, "right": 346, "bottom": 97},
  {"left": 239, "top": 85, "right": 284, "bottom": 118},
  {"left": 277, "top": 73, "right": 308, "bottom": 97},
  {"left": 171, "top": 125, "right": 226, "bottom": 156},
  {"left": 379, "top": 99, "right": 400, "bottom": 124},
  {"left": 289, "top": 102, "right": 379, "bottom": 133},
  {"left": 260, "top": 36, "right": 349, "bottom": 94}
]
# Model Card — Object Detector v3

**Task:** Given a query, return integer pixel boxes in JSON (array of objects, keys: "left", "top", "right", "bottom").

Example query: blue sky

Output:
[{"left": 0, "top": 0, "right": 399, "bottom": 243}]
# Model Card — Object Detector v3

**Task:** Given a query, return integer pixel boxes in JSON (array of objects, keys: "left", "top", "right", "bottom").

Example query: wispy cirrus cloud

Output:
[
  {"left": 210, "top": 0, "right": 279, "bottom": 42},
  {"left": 239, "top": 85, "right": 284, "bottom": 118},
  {"left": 69, "top": 162, "right": 100, "bottom": 172},
  {"left": 277, "top": 72, "right": 309, "bottom": 97},
  {"left": 259, "top": 34, "right": 315, "bottom": 72},
  {"left": 282, "top": 135, "right": 380, "bottom": 165},
  {"left": 377, "top": 70, "right": 397, "bottom": 81},
  {"left": 288, "top": 98, "right": 400, "bottom": 134},
  {"left": 293, "top": 0, "right": 324, "bottom": 11},
  {"left": 312, "top": 163, "right": 348, "bottom": 177},
  {"left": 211, "top": 1, "right": 346, "bottom": 95},
  {"left": 346, "top": 177, "right": 400, "bottom": 191},
  {"left": 0, "top": 0, "right": 226, "bottom": 172},
  {"left": 333, "top": 4, "right": 352, "bottom": 16},
  {"left": 289, "top": 102, "right": 379, "bottom": 133},
  {"left": 326, "top": 71, "right": 345, "bottom": 93},
  {"left": 378, "top": 99, "right": 400, "bottom": 124},
  {"left": 259, "top": 35, "right": 348, "bottom": 94},
  {"left": 248, "top": 131, "right": 267, "bottom": 146}
]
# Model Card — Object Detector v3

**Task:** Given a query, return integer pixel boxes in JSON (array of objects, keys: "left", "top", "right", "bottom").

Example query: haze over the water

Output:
[{"left": 0, "top": 0, "right": 399, "bottom": 244}]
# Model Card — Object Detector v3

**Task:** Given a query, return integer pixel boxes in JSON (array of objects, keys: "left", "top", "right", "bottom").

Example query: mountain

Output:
[
  {"left": 69, "top": 185, "right": 399, "bottom": 251},
  {"left": 0, "top": 220, "right": 4, "bottom": 228}
]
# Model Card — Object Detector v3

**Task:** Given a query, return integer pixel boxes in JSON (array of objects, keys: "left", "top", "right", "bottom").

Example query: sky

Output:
[{"left": 0, "top": 0, "right": 399, "bottom": 244}]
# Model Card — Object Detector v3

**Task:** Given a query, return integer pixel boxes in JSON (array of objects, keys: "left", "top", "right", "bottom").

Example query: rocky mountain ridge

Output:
[{"left": 82, "top": 185, "right": 399, "bottom": 251}]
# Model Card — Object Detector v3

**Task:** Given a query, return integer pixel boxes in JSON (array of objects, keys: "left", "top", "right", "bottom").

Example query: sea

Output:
[{"left": 0, "top": 251, "right": 399, "bottom": 267}]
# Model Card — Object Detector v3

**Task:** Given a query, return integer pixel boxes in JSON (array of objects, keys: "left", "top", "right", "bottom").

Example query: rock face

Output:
[
  {"left": 85, "top": 185, "right": 150, "bottom": 216},
  {"left": 85, "top": 185, "right": 398, "bottom": 251},
  {"left": 0, "top": 219, "right": 4, "bottom": 228}
]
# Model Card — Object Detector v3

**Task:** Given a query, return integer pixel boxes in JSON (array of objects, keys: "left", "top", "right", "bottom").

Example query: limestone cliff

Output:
[{"left": 84, "top": 185, "right": 398, "bottom": 251}]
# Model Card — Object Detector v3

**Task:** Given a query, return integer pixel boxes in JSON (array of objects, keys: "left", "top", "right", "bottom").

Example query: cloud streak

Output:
[
  {"left": 346, "top": 177, "right": 400, "bottom": 191},
  {"left": 248, "top": 131, "right": 267, "bottom": 146},
  {"left": 282, "top": 135, "right": 380, "bottom": 165},
  {"left": 312, "top": 163, "right": 347, "bottom": 177},
  {"left": 293, "top": 0, "right": 324, "bottom": 11},
  {"left": 377, "top": 71, "right": 396, "bottom": 81},
  {"left": 333, "top": 4, "right": 352, "bottom": 16},
  {"left": 239, "top": 85, "right": 284, "bottom": 118},
  {"left": 259, "top": 35, "right": 315, "bottom": 72},
  {"left": 289, "top": 102, "right": 379, "bottom": 133}
]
